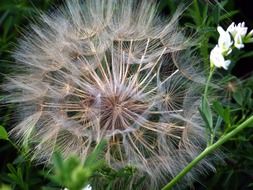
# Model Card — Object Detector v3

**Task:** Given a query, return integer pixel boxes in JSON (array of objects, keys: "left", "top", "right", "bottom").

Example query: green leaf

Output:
[
  {"left": 0, "top": 10, "right": 9, "bottom": 25},
  {"left": 219, "top": 10, "right": 239, "bottom": 21},
  {"left": 0, "top": 125, "right": 9, "bottom": 140},
  {"left": 212, "top": 101, "right": 224, "bottom": 117},
  {"left": 243, "top": 88, "right": 252, "bottom": 106},
  {"left": 240, "top": 51, "right": 253, "bottom": 59},
  {"left": 212, "top": 101, "right": 230, "bottom": 125},
  {"left": 214, "top": 116, "right": 223, "bottom": 135},
  {"left": 233, "top": 90, "right": 243, "bottom": 106},
  {"left": 48, "top": 141, "right": 106, "bottom": 190},
  {"left": 233, "top": 88, "right": 252, "bottom": 107},
  {"left": 199, "top": 96, "right": 213, "bottom": 132},
  {"left": 0, "top": 184, "right": 12, "bottom": 190}
]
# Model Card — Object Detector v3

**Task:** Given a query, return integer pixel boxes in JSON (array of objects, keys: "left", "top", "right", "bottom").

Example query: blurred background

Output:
[{"left": 0, "top": 0, "right": 253, "bottom": 189}]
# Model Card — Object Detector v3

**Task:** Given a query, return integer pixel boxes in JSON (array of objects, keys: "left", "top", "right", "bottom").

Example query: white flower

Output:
[
  {"left": 227, "top": 22, "right": 248, "bottom": 38},
  {"left": 217, "top": 26, "right": 233, "bottom": 55},
  {"left": 64, "top": 185, "right": 92, "bottom": 190},
  {"left": 234, "top": 33, "right": 244, "bottom": 49},
  {"left": 227, "top": 22, "right": 248, "bottom": 49},
  {"left": 210, "top": 45, "right": 231, "bottom": 70},
  {"left": 210, "top": 22, "right": 253, "bottom": 69},
  {"left": 83, "top": 185, "right": 92, "bottom": 190}
]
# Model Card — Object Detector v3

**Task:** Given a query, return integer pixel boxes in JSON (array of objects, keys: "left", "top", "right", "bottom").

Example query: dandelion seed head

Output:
[{"left": 2, "top": 0, "right": 217, "bottom": 189}]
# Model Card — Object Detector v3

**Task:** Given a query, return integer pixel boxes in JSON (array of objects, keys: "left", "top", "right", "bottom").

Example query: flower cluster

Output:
[{"left": 210, "top": 22, "right": 253, "bottom": 70}]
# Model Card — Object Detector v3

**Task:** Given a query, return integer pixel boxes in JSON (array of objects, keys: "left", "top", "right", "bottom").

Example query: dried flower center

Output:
[{"left": 98, "top": 94, "right": 148, "bottom": 131}]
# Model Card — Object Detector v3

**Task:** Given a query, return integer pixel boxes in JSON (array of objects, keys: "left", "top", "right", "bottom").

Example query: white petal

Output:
[
  {"left": 234, "top": 33, "right": 244, "bottom": 49},
  {"left": 227, "top": 22, "right": 236, "bottom": 37},
  {"left": 217, "top": 26, "right": 225, "bottom": 34},
  {"left": 210, "top": 46, "right": 223, "bottom": 68},
  {"left": 222, "top": 60, "right": 231, "bottom": 70},
  {"left": 210, "top": 46, "right": 231, "bottom": 70},
  {"left": 217, "top": 26, "right": 233, "bottom": 54},
  {"left": 83, "top": 185, "right": 92, "bottom": 190}
]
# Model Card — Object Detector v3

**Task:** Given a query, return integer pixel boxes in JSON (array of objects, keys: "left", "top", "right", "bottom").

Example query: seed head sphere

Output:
[{"left": 3, "top": 0, "right": 216, "bottom": 189}]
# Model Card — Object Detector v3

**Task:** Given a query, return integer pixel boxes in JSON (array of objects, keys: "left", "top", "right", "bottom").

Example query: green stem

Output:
[
  {"left": 162, "top": 115, "right": 253, "bottom": 190},
  {"left": 8, "top": 139, "right": 19, "bottom": 150}
]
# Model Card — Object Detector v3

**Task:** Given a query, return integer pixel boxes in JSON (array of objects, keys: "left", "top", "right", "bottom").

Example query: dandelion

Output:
[{"left": 2, "top": 0, "right": 215, "bottom": 189}]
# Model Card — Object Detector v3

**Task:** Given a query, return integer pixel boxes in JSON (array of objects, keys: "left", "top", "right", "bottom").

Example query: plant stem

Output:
[{"left": 162, "top": 115, "right": 253, "bottom": 190}]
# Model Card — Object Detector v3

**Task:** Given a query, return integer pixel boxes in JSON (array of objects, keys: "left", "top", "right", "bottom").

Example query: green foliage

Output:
[
  {"left": 0, "top": 126, "right": 8, "bottom": 140},
  {"left": 0, "top": 156, "right": 46, "bottom": 190},
  {"left": 6, "top": 164, "right": 29, "bottom": 190},
  {"left": 46, "top": 141, "right": 106, "bottom": 190},
  {"left": 0, "top": 184, "right": 11, "bottom": 190},
  {"left": 90, "top": 166, "right": 144, "bottom": 190},
  {"left": 199, "top": 96, "right": 213, "bottom": 133},
  {"left": 212, "top": 101, "right": 230, "bottom": 124},
  {"left": 0, "top": 0, "right": 56, "bottom": 56},
  {"left": 233, "top": 87, "right": 252, "bottom": 108},
  {"left": 160, "top": 1, "right": 253, "bottom": 189}
]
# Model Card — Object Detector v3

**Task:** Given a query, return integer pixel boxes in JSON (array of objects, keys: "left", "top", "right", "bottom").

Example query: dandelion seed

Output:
[{"left": 2, "top": 0, "right": 216, "bottom": 189}]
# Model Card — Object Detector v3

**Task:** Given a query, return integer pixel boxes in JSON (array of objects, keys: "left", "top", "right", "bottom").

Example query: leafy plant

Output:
[{"left": 46, "top": 141, "right": 106, "bottom": 190}]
